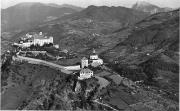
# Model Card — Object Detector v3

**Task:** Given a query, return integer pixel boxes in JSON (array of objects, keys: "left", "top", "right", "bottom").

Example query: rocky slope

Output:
[{"left": 1, "top": 53, "right": 119, "bottom": 110}]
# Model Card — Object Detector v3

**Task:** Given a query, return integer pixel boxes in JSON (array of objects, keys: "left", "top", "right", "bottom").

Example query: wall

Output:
[
  {"left": 14, "top": 55, "right": 72, "bottom": 74},
  {"left": 64, "top": 65, "right": 81, "bottom": 70}
]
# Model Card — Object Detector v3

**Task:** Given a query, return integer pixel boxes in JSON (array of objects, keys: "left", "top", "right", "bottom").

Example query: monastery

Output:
[{"left": 14, "top": 32, "right": 53, "bottom": 47}]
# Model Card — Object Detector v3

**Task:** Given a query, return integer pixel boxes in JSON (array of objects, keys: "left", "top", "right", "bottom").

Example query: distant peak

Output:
[
  {"left": 61, "top": 4, "right": 73, "bottom": 6},
  {"left": 87, "top": 5, "right": 97, "bottom": 8},
  {"left": 17, "top": 2, "right": 42, "bottom": 6},
  {"left": 135, "top": 1, "right": 152, "bottom": 6}
]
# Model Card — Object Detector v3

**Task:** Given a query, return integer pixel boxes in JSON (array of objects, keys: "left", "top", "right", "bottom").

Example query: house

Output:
[{"left": 78, "top": 68, "right": 93, "bottom": 80}]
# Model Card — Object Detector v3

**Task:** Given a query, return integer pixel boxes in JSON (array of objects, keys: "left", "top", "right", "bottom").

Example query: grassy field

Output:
[
  {"left": 94, "top": 76, "right": 109, "bottom": 90},
  {"left": 95, "top": 71, "right": 112, "bottom": 77}
]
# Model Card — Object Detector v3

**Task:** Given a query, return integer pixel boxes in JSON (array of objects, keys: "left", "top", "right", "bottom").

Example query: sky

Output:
[{"left": 1, "top": 0, "right": 180, "bottom": 9}]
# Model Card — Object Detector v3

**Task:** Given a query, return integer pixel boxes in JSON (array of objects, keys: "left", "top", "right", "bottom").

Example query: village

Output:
[
  {"left": 13, "top": 32, "right": 104, "bottom": 80},
  {"left": 10, "top": 32, "right": 141, "bottom": 94}
]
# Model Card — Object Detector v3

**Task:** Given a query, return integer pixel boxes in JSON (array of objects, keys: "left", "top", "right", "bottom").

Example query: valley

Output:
[{"left": 1, "top": 1, "right": 179, "bottom": 111}]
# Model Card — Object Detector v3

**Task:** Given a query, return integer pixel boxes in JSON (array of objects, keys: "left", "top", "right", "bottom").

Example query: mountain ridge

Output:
[
  {"left": 1, "top": 2, "right": 82, "bottom": 32},
  {"left": 132, "top": 1, "right": 172, "bottom": 14},
  {"left": 57, "top": 5, "right": 149, "bottom": 25}
]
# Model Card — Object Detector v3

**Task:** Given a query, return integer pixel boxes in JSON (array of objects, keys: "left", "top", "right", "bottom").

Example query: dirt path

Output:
[{"left": 92, "top": 99, "right": 119, "bottom": 111}]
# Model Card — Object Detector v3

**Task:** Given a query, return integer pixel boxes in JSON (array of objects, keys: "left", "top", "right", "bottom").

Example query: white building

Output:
[
  {"left": 15, "top": 32, "right": 53, "bottom": 48},
  {"left": 80, "top": 49, "right": 103, "bottom": 68},
  {"left": 89, "top": 49, "right": 103, "bottom": 67},
  {"left": 81, "top": 57, "right": 89, "bottom": 68},
  {"left": 32, "top": 32, "right": 53, "bottom": 46},
  {"left": 54, "top": 44, "right": 59, "bottom": 49},
  {"left": 78, "top": 68, "right": 93, "bottom": 80},
  {"left": 64, "top": 65, "right": 81, "bottom": 70}
]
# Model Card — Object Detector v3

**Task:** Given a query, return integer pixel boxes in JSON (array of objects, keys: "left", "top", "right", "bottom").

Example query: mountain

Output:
[
  {"left": 60, "top": 5, "right": 149, "bottom": 24},
  {"left": 101, "top": 9, "right": 179, "bottom": 101},
  {"left": 59, "top": 4, "right": 84, "bottom": 11},
  {"left": 9, "top": 5, "right": 149, "bottom": 52},
  {"left": 46, "top": 3, "right": 83, "bottom": 11},
  {"left": 132, "top": 1, "right": 172, "bottom": 14},
  {"left": 1, "top": 2, "right": 80, "bottom": 32},
  {"left": 1, "top": 4, "right": 179, "bottom": 110}
]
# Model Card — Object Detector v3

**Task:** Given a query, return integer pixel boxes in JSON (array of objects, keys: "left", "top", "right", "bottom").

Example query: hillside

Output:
[
  {"left": 1, "top": 5, "right": 179, "bottom": 110},
  {"left": 1, "top": 2, "right": 80, "bottom": 32},
  {"left": 59, "top": 5, "right": 149, "bottom": 24},
  {"left": 101, "top": 9, "right": 179, "bottom": 101},
  {"left": 9, "top": 5, "right": 149, "bottom": 52},
  {"left": 132, "top": 1, "right": 172, "bottom": 14},
  {"left": 2, "top": 5, "right": 179, "bottom": 101},
  {"left": 44, "top": 3, "right": 83, "bottom": 11}
]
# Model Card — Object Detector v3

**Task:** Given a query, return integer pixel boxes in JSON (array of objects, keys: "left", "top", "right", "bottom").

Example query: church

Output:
[
  {"left": 89, "top": 49, "right": 103, "bottom": 67},
  {"left": 81, "top": 49, "right": 103, "bottom": 68},
  {"left": 78, "top": 49, "right": 103, "bottom": 80}
]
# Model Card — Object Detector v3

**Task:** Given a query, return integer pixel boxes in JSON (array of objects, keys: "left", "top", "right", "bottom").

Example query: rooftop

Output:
[{"left": 25, "top": 32, "right": 52, "bottom": 40}]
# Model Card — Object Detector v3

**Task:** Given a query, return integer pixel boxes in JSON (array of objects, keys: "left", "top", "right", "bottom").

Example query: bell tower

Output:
[
  {"left": 90, "top": 49, "right": 98, "bottom": 60},
  {"left": 93, "top": 48, "right": 96, "bottom": 54},
  {"left": 81, "top": 57, "right": 88, "bottom": 68}
]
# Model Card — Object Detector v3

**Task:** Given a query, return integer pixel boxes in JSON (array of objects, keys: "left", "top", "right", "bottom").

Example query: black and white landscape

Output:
[{"left": 1, "top": 0, "right": 179, "bottom": 110}]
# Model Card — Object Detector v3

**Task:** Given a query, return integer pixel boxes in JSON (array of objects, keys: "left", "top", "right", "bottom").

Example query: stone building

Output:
[
  {"left": 15, "top": 32, "right": 53, "bottom": 47},
  {"left": 81, "top": 57, "right": 89, "bottom": 68},
  {"left": 78, "top": 68, "right": 93, "bottom": 80}
]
